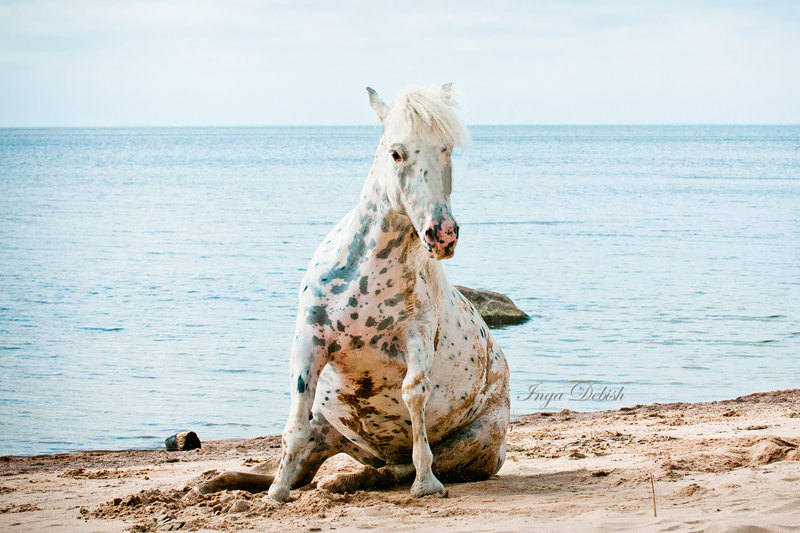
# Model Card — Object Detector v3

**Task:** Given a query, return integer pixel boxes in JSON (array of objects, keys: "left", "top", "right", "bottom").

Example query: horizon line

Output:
[{"left": 2, "top": 123, "right": 800, "bottom": 129}]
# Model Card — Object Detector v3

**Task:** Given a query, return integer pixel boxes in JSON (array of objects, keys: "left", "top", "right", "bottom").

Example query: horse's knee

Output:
[
  {"left": 282, "top": 420, "right": 313, "bottom": 450},
  {"left": 272, "top": 411, "right": 348, "bottom": 495},
  {"left": 401, "top": 371, "right": 430, "bottom": 409},
  {"left": 434, "top": 444, "right": 502, "bottom": 482},
  {"left": 431, "top": 410, "right": 508, "bottom": 482}
]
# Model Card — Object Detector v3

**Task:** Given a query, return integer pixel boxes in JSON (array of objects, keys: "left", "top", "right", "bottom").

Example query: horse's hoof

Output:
[
  {"left": 268, "top": 483, "right": 290, "bottom": 503},
  {"left": 195, "top": 483, "right": 213, "bottom": 495},
  {"left": 410, "top": 476, "right": 444, "bottom": 498}
]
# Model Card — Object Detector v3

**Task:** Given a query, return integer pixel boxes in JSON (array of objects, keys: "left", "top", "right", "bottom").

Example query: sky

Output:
[{"left": 1, "top": 0, "right": 799, "bottom": 126}]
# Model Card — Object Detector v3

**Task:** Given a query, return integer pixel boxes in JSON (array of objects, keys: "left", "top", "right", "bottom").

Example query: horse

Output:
[{"left": 198, "top": 83, "right": 510, "bottom": 501}]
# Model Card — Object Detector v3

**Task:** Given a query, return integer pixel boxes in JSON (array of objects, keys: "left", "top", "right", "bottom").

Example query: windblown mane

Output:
[{"left": 384, "top": 85, "right": 471, "bottom": 148}]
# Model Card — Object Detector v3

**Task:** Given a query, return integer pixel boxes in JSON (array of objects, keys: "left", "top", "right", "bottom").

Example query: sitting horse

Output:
[{"left": 199, "top": 83, "right": 510, "bottom": 501}]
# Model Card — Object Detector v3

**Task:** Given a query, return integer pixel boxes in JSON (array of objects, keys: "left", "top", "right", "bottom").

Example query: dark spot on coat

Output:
[
  {"left": 381, "top": 341, "right": 401, "bottom": 359},
  {"left": 355, "top": 376, "right": 375, "bottom": 398},
  {"left": 297, "top": 377, "right": 306, "bottom": 394},
  {"left": 349, "top": 336, "right": 365, "bottom": 349},
  {"left": 307, "top": 306, "right": 329, "bottom": 327},
  {"left": 383, "top": 292, "right": 405, "bottom": 307},
  {"left": 375, "top": 235, "right": 404, "bottom": 259},
  {"left": 330, "top": 283, "right": 348, "bottom": 295},
  {"left": 321, "top": 214, "right": 371, "bottom": 283}
]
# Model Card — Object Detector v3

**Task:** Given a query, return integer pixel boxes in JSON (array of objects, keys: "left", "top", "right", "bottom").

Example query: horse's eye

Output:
[
  {"left": 391, "top": 150, "right": 402, "bottom": 162},
  {"left": 441, "top": 146, "right": 447, "bottom": 153}
]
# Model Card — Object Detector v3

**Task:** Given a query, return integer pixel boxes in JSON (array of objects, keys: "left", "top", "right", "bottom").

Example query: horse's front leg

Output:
[
  {"left": 268, "top": 333, "right": 327, "bottom": 502},
  {"left": 402, "top": 326, "right": 445, "bottom": 497}
]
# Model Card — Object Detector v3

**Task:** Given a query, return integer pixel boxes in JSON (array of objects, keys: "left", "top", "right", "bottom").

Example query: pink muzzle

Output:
[{"left": 422, "top": 216, "right": 459, "bottom": 259}]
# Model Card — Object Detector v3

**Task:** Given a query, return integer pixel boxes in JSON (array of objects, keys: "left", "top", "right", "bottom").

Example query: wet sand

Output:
[{"left": 1, "top": 389, "right": 798, "bottom": 532}]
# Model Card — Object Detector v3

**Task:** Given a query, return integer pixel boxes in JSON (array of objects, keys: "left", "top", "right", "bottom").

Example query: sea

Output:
[{"left": 1, "top": 125, "right": 798, "bottom": 456}]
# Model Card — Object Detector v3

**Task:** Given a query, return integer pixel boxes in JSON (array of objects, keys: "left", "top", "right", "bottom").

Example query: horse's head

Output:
[{"left": 367, "top": 84, "right": 470, "bottom": 260}]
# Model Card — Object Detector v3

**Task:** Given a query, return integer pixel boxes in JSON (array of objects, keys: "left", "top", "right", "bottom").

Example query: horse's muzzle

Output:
[{"left": 422, "top": 216, "right": 459, "bottom": 260}]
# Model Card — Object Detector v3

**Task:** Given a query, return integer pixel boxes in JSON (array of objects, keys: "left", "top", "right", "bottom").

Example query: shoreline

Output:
[
  {"left": 1, "top": 389, "right": 798, "bottom": 531},
  {"left": 0, "top": 389, "right": 768, "bottom": 461}
]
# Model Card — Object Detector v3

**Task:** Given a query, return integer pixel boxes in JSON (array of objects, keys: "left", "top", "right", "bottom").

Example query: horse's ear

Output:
[
  {"left": 366, "top": 87, "right": 389, "bottom": 123},
  {"left": 440, "top": 82, "right": 455, "bottom": 104}
]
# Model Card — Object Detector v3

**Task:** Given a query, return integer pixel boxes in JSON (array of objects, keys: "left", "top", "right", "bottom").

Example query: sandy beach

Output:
[{"left": 1, "top": 389, "right": 798, "bottom": 532}]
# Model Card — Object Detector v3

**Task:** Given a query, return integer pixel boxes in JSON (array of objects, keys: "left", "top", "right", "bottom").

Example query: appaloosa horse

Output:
[{"left": 199, "top": 83, "right": 510, "bottom": 501}]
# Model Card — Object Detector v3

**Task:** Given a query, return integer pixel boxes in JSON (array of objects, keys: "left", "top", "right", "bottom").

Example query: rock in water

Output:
[
  {"left": 165, "top": 431, "right": 201, "bottom": 451},
  {"left": 455, "top": 286, "right": 530, "bottom": 328}
]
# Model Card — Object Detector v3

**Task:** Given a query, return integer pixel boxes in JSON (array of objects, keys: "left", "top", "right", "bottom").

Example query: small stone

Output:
[{"left": 165, "top": 431, "right": 201, "bottom": 451}]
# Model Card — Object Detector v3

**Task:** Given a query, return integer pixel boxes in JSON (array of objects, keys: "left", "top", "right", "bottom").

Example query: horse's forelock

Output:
[{"left": 385, "top": 85, "right": 470, "bottom": 148}]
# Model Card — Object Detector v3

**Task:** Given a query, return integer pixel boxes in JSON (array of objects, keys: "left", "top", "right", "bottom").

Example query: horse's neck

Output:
[
  {"left": 355, "top": 183, "right": 415, "bottom": 261},
  {"left": 351, "top": 159, "right": 446, "bottom": 298},
  {"left": 357, "top": 153, "right": 412, "bottom": 249}
]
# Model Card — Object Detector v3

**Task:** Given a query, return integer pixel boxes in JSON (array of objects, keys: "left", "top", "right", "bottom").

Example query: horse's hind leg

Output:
[
  {"left": 431, "top": 403, "right": 509, "bottom": 482},
  {"left": 197, "top": 411, "right": 344, "bottom": 495},
  {"left": 320, "top": 404, "right": 509, "bottom": 495},
  {"left": 319, "top": 463, "right": 415, "bottom": 494},
  {"left": 196, "top": 470, "right": 275, "bottom": 494}
]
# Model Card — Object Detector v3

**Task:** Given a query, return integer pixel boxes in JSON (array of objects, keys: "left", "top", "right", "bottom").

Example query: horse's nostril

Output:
[
  {"left": 453, "top": 224, "right": 459, "bottom": 238},
  {"left": 424, "top": 227, "right": 437, "bottom": 244}
]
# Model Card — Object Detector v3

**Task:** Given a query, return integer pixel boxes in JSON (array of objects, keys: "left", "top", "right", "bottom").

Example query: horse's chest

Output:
[
  {"left": 315, "top": 349, "right": 491, "bottom": 461},
  {"left": 308, "top": 270, "right": 412, "bottom": 363},
  {"left": 315, "top": 358, "right": 411, "bottom": 459}
]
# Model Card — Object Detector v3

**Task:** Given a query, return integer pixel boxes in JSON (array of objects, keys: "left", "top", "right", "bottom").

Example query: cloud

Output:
[{"left": 0, "top": 0, "right": 798, "bottom": 125}]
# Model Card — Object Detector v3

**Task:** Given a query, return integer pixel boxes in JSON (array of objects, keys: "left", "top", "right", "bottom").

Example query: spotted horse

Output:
[{"left": 198, "top": 83, "right": 510, "bottom": 501}]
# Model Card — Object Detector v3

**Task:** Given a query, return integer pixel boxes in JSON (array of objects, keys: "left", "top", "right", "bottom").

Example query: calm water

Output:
[{"left": 1, "top": 126, "right": 798, "bottom": 456}]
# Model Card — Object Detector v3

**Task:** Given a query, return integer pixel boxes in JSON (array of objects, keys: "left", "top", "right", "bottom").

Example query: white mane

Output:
[{"left": 384, "top": 84, "right": 471, "bottom": 148}]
